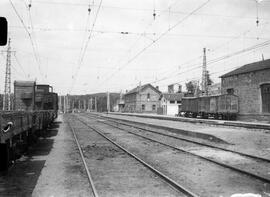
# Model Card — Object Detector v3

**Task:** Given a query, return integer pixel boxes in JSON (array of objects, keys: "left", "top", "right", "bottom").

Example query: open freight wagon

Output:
[{"left": 0, "top": 81, "right": 58, "bottom": 171}]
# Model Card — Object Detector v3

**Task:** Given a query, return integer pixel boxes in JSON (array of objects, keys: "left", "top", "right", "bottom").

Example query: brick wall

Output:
[{"left": 221, "top": 69, "right": 270, "bottom": 116}]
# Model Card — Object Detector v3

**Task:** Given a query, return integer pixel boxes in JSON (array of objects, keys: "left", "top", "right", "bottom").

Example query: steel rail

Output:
[
  {"left": 67, "top": 121, "right": 99, "bottom": 197},
  {"left": 89, "top": 115, "right": 270, "bottom": 184},
  {"left": 90, "top": 113, "right": 270, "bottom": 163},
  {"left": 75, "top": 116, "right": 199, "bottom": 197}
]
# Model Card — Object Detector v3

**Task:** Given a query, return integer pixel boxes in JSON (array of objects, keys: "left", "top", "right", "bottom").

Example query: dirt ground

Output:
[
  {"left": 0, "top": 115, "right": 91, "bottom": 197},
  {"left": 70, "top": 115, "right": 184, "bottom": 197},
  {"left": 78, "top": 114, "right": 270, "bottom": 197},
  {"left": 1, "top": 113, "right": 269, "bottom": 197}
]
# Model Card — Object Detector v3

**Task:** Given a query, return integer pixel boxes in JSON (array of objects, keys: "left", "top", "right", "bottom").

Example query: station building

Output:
[
  {"left": 220, "top": 59, "right": 270, "bottom": 122},
  {"left": 123, "top": 83, "right": 161, "bottom": 113},
  {"left": 159, "top": 93, "right": 183, "bottom": 116}
]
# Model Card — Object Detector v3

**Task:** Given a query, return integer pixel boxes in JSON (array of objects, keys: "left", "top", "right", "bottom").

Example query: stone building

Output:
[
  {"left": 123, "top": 83, "right": 161, "bottom": 113},
  {"left": 220, "top": 59, "right": 270, "bottom": 122}
]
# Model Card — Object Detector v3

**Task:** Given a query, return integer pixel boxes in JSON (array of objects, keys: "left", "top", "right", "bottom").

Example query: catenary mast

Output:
[
  {"left": 3, "top": 38, "right": 12, "bottom": 111},
  {"left": 201, "top": 48, "right": 208, "bottom": 96}
]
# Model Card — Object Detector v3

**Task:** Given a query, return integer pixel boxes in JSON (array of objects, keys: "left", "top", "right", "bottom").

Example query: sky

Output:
[{"left": 0, "top": 0, "right": 270, "bottom": 95}]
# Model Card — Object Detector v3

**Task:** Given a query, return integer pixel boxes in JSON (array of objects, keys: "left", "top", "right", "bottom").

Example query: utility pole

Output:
[
  {"left": 63, "top": 95, "right": 66, "bottom": 113},
  {"left": 72, "top": 99, "right": 74, "bottom": 113},
  {"left": 95, "top": 97, "right": 97, "bottom": 112},
  {"left": 139, "top": 81, "right": 141, "bottom": 112},
  {"left": 107, "top": 92, "right": 109, "bottom": 112},
  {"left": 59, "top": 95, "right": 62, "bottom": 113},
  {"left": 67, "top": 94, "right": 70, "bottom": 113},
  {"left": 2, "top": 38, "right": 13, "bottom": 111},
  {"left": 201, "top": 48, "right": 208, "bottom": 96}
]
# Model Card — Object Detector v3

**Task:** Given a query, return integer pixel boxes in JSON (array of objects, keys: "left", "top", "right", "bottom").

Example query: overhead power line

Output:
[
  {"left": 33, "top": 0, "right": 270, "bottom": 20},
  {"left": 12, "top": 25, "right": 270, "bottom": 40},
  {"left": 69, "top": 0, "right": 103, "bottom": 93},
  {"left": 100, "top": 0, "right": 211, "bottom": 84},
  {"left": 13, "top": 53, "right": 27, "bottom": 78},
  {"left": 147, "top": 39, "right": 270, "bottom": 85},
  {"left": 9, "top": 0, "right": 44, "bottom": 81}
]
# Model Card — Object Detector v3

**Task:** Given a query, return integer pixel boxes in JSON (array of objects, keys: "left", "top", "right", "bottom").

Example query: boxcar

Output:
[
  {"left": 218, "top": 94, "right": 239, "bottom": 120},
  {"left": 198, "top": 96, "right": 210, "bottom": 118},
  {"left": 180, "top": 94, "right": 239, "bottom": 120},
  {"left": 35, "top": 84, "right": 51, "bottom": 110},
  {"left": 181, "top": 97, "right": 198, "bottom": 117}
]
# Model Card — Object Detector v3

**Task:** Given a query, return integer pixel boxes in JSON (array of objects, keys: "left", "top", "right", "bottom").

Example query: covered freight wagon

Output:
[
  {"left": 181, "top": 97, "right": 198, "bottom": 117},
  {"left": 35, "top": 84, "right": 51, "bottom": 110},
  {"left": 218, "top": 94, "right": 238, "bottom": 120},
  {"left": 180, "top": 94, "right": 239, "bottom": 120}
]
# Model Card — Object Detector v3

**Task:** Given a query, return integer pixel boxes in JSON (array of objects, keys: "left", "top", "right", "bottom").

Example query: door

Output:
[{"left": 261, "top": 84, "right": 270, "bottom": 113}]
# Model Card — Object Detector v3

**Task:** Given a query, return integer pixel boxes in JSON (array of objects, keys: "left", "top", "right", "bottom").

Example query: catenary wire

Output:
[
  {"left": 99, "top": 0, "right": 211, "bottom": 86},
  {"left": 9, "top": 0, "right": 44, "bottom": 81}
]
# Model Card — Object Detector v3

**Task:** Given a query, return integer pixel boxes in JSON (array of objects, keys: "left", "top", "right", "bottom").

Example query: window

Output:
[
  {"left": 227, "top": 88, "right": 234, "bottom": 94},
  {"left": 147, "top": 93, "right": 150, "bottom": 101},
  {"left": 142, "top": 104, "right": 145, "bottom": 110},
  {"left": 177, "top": 101, "right": 181, "bottom": 104},
  {"left": 152, "top": 105, "right": 156, "bottom": 110},
  {"left": 170, "top": 100, "right": 175, "bottom": 104}
]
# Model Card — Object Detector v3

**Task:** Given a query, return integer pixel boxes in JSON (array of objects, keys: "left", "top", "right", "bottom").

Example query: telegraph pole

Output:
[
  {"left": 107, "top": 92, "right": 110, "bottom": 112},
  {"left": 67, "top": 94, "right": 70, "bottom": 113},
  {"left": 63, "top": 95, "right": 66, "bottom": 113},
  {"left": 59, "top": 95, "right": 62, "bottom": 113},
  {"left": 95, "top": 97, "right": 97, "bottom": 112},
  {"left": 3, "top": 39, "right": 13, "bottom": 111},
  {"left": 139, "top": 81, "right": 141, "bottom": 112}
]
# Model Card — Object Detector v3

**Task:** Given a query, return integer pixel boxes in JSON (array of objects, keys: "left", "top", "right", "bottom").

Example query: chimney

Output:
[{"left": 168, "top": 84, "right": 174, "bottom": 93}]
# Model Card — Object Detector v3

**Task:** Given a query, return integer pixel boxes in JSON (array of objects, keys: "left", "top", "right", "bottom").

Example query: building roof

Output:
[
  {"left": 125, "top": 83, "right": 161, "bottom": 95},
  {"left": 220, "top": 58, "right": 270, "bottom": 78},
  {"left": 161, "top": 93, "right": 184, "bottom": 101}
]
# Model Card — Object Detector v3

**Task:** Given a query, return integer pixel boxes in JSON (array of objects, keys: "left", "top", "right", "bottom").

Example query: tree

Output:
[
  {"left": 206, "top": 70, "right": 213, "bottom": 86},
  {"left": 185, "top": 81, "right": 196, "bottom": 94}
]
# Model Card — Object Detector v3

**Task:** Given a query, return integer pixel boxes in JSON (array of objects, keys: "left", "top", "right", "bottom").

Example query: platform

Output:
[{"left": 98, "top": 112, "right": 270, "bottom": 160}]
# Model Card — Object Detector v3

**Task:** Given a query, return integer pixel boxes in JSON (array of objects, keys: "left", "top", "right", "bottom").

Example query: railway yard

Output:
[
  {"left": 0, "top": 112, "right": 269, "bottom": 197},
  {"left": 2, "top": 0, "right": 270, "bottom": 196}
]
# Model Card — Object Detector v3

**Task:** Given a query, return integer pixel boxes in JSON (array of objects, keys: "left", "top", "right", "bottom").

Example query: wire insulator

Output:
[{"left": 153, "top": 10, "right": 156, "bottom": 20}]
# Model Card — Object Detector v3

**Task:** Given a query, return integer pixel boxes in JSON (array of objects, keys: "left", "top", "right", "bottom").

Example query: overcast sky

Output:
[{"left": 0, "top": 0, "right": 270, "bottom": 95}]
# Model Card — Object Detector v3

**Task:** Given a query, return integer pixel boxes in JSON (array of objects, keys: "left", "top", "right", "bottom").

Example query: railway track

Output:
[
  {"left": 82, "top": 113, "right": 270, "bottom": 184},
  {"left": 87, "top": 113, "right": 270, "bottom": 162},
  {"left": 68, "top": 122, "right": 98, "bottom": 197},
  {"left": 68, "top": 115, "right": 198, "bottom": 197}
]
